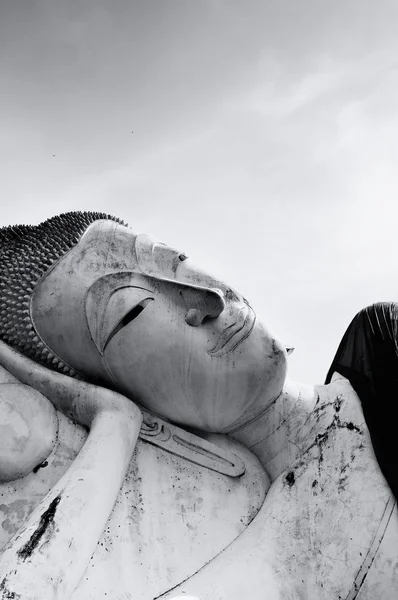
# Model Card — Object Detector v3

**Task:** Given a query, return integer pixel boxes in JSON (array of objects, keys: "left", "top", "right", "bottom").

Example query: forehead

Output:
[
  {"left": 81, "top": 221, "right": 184, "bottom": 280},
  {"left": 79, "top": 221, "right": 139, "bottom": 272}
]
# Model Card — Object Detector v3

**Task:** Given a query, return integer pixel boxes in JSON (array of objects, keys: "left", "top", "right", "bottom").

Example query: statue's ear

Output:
[{"left": 0, "top": 364, "right": 58, "bottom": 482}]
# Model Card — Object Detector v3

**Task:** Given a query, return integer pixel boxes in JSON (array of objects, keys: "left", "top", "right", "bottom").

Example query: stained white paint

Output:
[
  {"left": 0, "top": 408, "right": 268, "bottom": 599},
  {"left": 1, "top": 372, "right": 397, "bottom": 599},
  {"left": 160, "top": 377, "right": 398, "bottom": 600}
]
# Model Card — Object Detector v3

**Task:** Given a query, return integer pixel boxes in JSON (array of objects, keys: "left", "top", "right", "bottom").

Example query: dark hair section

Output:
[{"left": 0, "top": 211, "right": 126, "bottom": 377}]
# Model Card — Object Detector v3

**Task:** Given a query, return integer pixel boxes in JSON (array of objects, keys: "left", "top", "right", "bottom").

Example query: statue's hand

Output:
[{"left": 0, "top": 339, "right": 142, "bottom": 431}]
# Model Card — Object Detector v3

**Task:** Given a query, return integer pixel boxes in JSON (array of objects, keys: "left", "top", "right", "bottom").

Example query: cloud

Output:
[{"left": 1, "top": 0, "right": 398, "bottom": 384}]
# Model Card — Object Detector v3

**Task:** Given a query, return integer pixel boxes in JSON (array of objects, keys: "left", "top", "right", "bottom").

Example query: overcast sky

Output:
[{"left": 1, "top": 0, "right": 398, "bottom": 383}]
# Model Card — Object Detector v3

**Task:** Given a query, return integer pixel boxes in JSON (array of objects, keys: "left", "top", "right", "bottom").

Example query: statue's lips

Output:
[{"left": 208, "top": 304, "right": 256, "bottom": 358}]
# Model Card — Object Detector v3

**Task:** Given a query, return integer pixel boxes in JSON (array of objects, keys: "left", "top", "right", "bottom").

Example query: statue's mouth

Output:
[{"left": 208, "top": 303, "right": 256, "bottom": 358}]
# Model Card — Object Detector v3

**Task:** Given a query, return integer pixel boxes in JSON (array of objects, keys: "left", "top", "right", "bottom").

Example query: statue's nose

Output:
[{"left": 182, "top": 287, "right": 226, "bottom": 327}]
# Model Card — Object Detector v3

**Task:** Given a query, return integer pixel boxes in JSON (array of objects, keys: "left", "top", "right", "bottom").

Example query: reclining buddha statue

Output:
[{"left": 0, "top": 212, "right": 397, "bottom": 600}]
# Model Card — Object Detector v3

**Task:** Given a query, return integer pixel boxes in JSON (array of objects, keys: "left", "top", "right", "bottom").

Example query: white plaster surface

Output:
[
  {"left": 0, "top": 412, "right": 269, "bottom": 599},
  {"left": 2, "top": 376, "right": 398, "bottom": 600},
  {"left": 160, "top": 378, "right": 398, "bottom": 599},
  {"left": 1, "top": 370, "right": 397, "bottom": 599}
]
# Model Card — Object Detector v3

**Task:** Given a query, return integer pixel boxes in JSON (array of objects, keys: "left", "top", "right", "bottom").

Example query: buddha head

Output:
[{"left": 0, "top": 212, "right": 287, "bottom": 432}]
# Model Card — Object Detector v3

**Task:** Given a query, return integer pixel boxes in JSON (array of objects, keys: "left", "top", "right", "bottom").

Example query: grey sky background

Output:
[{"left": 1, "top": 1, "right": 398, "bottom": 383}]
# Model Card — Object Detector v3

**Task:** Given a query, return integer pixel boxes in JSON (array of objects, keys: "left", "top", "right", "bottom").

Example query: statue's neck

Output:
[{"left": 228, "top": 374, "right": 361, "bottom": 481}]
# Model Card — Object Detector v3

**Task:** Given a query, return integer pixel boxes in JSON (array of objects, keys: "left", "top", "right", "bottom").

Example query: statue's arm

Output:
[{"left": 0, "top": 344, "right": 142, "bottom": 600}]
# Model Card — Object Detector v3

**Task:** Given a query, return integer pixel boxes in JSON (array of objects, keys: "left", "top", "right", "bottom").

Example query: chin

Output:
[
  {"left": 101, "top": 323, "right": 287, "bottom": 434},
  {"left": 221, "top": 327, "right": 287, "bottom": 431}
]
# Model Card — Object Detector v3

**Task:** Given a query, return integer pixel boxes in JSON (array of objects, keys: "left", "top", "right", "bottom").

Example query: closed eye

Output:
[{"left": 103, "top": 297, "right": 154, "bottom": 351}]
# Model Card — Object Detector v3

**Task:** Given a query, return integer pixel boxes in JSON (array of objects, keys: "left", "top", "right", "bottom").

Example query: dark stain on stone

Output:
[
  {"left": 313, "top": 393, "right": 321, "bottom": 410},
  {"left": 350, "top": 571, "right": 370, "bottom": 600},
  {"left": 33, "top": 459, "right": 49, "bottom": 473},
  {"left": 333, "top": 396, "right": 343, "bottom": 412},
  {"left": 311, "top": 478, "right": 319, "bottom": 495},
  {"left": 285, "top": 471, "right": 295, "bottom": 487},
  {"left": 314, "top": 430, "right": 329, "bottom": 446},
  {"left": 350, "top": 443, "right": 364, "bottom": 464},
  {"left": 313, "top": 430, "right": 328, "bottom": 467},
  {"left": 17, "top": 495, "right": 61, "bottom": 561},
  {"left": 340, "top": 462, "right": 349, "bottom": 474},
  {"left": 311, "top": 410, "right": 363, "bottom": 460},
  {"left": 338, "top": 471, "right": 349, "bottom": 491},
  {"left": 225, "top": 288, "right": 238, "bottom": 302},
  {"left": 344, "top": 422, "right": 361, "bottom": 433},
  {"left": 303, "top": 401, "right": 364, "bottom": 479},
  {"left": 0, "top": 576, "right": 21, "bottom": 599}
]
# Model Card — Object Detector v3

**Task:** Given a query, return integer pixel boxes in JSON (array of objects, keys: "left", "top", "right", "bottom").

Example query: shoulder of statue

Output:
[{"left": 0, "top": 365, "right": 58, "bottom": 483}]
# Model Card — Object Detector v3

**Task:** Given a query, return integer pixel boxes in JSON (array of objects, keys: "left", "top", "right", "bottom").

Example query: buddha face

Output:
[{"left": 31, "top": 221, "right": 287, "bottom": 432}]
